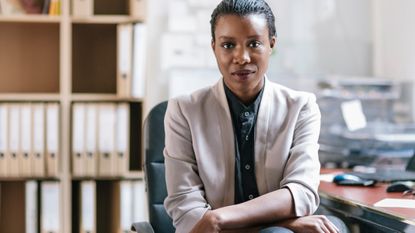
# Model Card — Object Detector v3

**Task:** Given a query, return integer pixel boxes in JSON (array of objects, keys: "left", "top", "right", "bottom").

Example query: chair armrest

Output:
[{"left": 131, "top": 221, "right": 155, "bottom": 233}]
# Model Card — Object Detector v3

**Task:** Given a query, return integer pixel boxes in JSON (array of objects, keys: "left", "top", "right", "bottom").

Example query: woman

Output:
[{"left": 164, "top": 0, "right": 344, "bottom": 232}]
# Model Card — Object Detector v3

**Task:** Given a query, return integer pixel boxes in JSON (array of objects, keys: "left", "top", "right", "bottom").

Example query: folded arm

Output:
[
  {"left": 191, "top": 188, "right": 294, "bottom": 232},
  {"left": 191, "top": 94, "right": 323, "bottom": 232}
]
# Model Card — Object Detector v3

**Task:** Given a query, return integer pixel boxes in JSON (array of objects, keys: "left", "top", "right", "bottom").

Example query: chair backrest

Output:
[{"left": 143, "top": 101, "right": 175, "bottom": 233}]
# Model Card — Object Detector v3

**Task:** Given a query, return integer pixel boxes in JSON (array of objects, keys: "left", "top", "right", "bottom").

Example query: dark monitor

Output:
[{"left": 406, "top": 153, "right": 415, "bottom": 171}]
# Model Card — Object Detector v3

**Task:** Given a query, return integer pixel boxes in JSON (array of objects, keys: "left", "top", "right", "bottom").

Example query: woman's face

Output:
[{"left": 212, "top": 14, "right": 275, "bottom": 99}]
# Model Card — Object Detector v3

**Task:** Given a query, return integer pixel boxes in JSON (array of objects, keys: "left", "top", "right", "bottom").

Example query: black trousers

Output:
[{"left": 258, "top": 216, "right": 349, "bottom": 233}]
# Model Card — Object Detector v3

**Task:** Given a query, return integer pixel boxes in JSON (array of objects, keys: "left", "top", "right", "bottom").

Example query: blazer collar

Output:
[
  {"left": 255, "top": 76, "right": 271, "bottom": 194},
  {"left": 212, "top": 80, "right": 235, "bottom": 205}
]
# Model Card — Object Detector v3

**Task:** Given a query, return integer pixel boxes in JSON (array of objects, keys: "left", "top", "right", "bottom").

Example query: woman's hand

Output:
[
  {"left": 190, "top": 211, "right": 222, "bottom": 233},
  {"left": 280, "top": 215, "right": 340, "bottom": 233}
]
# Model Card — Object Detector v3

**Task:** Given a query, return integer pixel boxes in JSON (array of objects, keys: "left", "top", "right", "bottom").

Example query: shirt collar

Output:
[{"left": 223, "top": 80, "right": 264, "bottom": 117}]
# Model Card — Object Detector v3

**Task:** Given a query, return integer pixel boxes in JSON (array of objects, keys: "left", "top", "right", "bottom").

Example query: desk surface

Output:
[{"left": 319, "top": 169, "right": 415, "bottom": 232}]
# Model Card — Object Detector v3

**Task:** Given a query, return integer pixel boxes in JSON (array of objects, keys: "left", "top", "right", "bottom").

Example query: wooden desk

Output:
[{"left": 319, "top": 170, "right": 415, "bottom": 232}]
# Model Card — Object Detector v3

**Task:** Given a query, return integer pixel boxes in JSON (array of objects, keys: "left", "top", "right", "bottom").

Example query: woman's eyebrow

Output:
[
  {"left": 218, "top": 36, "right": 235, "bottom": 40},
  {"left": 218, "top": 35, "right": 263, "bottom": 40},
  {"left": 247, "top": 34, "right": 262, "bottom": 39}
]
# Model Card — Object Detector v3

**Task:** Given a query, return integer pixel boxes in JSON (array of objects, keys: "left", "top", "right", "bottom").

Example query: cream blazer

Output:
[{"left": 164, "top": 78, "right": 321, "bottom": 233}]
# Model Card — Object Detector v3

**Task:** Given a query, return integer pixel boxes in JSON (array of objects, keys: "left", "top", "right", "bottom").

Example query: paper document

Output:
[
  {"left": 341, "top": 100, "right": 367, "bottom": 131},
  {"left": 319, "top": 174, "right": 336, "bottom": 182},
  {"left": 374, "top": 134, "right": 415, "bottom": 143},
  {"left": 374, "top": 198, "right": 415, "bottom": 208}
]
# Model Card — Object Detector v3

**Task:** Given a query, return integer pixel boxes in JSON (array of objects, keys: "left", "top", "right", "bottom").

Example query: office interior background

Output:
[{"left": 0, "top": 0, "right": 415, "bottom": 232}]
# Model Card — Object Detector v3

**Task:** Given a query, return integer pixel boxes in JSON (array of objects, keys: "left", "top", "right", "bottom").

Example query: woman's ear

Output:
[
  {"left": 211, "top": 39, "right": 215, "bottom": 51},
  {"left": 269, "top": 36, "right": 276, "bottom": 54}
]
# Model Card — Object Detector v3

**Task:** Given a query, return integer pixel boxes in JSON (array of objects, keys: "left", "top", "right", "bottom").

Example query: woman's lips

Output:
[
  {"left": 231, "top": 70, "right": 255, "bottom": 80},
  {"left": 231, "top": 69, "right": 254, "bottom": 75}
]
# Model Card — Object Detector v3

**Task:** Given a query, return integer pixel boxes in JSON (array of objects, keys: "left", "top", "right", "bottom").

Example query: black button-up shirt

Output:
[{"left": 224, "top": 82, "right": 264, "bottom": 204}]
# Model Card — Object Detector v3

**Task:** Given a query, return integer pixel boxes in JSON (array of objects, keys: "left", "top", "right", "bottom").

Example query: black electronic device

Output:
[
  {"left": 386, "top": 181, "right": 414, "bottom": 192},
  {"left": 333, "top": 173, "right": 376, "bottom": 186},
  {"left": 349, "top": 153, "right": 415, "bottom": 182}
]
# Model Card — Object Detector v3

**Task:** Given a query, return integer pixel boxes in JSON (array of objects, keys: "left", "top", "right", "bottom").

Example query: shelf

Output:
[
  {"left": 0, "top": 15, "right": 61, "bottom": 23},
  {"left": 0, "top": 176, "right": 61, "bottom": 181},
  {"left": 0, "top": 22, "right": 60, "bottom": 93},
  {"left": 72, "top": 15, "right": 143, "bottom": 24},
  {"left": 123, "top": 171, "right": 144, "bottom": 179},
  {"left": 71, "top": 172, "right": 144, "bottom": 181},
  {"left": 71, "top": 94, "right": 143, "bottom": 102},
  {"left": 0, "top": 0, "right": 148, "bottom": 231},
  {"left": 0, "top": 181, "right": 25, "bottom": 232},
  {"left": 93, "top": 0, "right": 130, "bottom": 15},
  {"left": 72, "top": 24, "right": 116, "bottom": 94},
  {"left": 0, "top": 93, "right": 60, "bottom": 101}
]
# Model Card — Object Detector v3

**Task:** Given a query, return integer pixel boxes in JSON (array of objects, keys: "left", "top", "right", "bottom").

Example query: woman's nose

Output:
[{"left": 232, "top": 47, "right": 251, "bottom": 64}]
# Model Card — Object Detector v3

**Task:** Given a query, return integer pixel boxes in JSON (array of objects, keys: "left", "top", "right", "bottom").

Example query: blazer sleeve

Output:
[
  {"left": 281, "top": 94, "right": 321, "bottom": 216},
  {"left": 163, "top": 98, "right": 209, "bottom": 233}
]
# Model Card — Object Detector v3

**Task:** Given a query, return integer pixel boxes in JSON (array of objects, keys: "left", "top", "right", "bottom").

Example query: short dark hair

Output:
[{"left": 210, "top": 0, "right": 276, "bottom": 41}]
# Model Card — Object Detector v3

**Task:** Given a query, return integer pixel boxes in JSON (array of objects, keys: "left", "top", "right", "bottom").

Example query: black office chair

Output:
[
  {"left": 131, "top": 101, "right": 175, "bottom": 233},
  {"left": 131, "top": 101, "right": 350, "bottom": 233}
]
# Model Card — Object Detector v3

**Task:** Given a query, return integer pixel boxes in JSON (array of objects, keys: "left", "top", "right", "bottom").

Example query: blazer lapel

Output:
[
  {"left": 212, "top": 80, "right": 235, "bottom": 205},
  {"left": 255, "top": 77, "right": 271, "bottom": 195}
]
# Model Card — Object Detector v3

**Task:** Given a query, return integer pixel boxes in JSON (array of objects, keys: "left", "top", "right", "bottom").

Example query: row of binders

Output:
[
  {"left": 0, "top": 0, "right": 61, "bottom": 15},
  {"left": 117, "top": 23, "right": 147, "bottom": 98},
  {"left": 0, "top": 102, "right": 59, "bottom": 178},
  {"left": 0, "top": 181, "right": 61, "bottom": 233},
  {"left": 72, "top": 102, "right": 131, "bottom": 177},
  {"left": 76, "top": 180, "right": 146, "bottom": 233}
]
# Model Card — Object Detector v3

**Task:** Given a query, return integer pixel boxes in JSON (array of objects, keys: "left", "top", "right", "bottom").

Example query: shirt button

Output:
[
  {"left": 244, "top": 112, "right": 249, "bottom": 117},
  {"left": 245, "top": 164, "right": 250, "bottom": 170},
  {"left": 248, "top": 195, "right": 254, "bottom": 200}
]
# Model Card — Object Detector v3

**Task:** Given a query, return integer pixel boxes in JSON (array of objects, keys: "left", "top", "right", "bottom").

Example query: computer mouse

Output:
[
  {"left": 333, "top": 173, "right": 362, "bottom": 183},
  {"left": 332, "top": 173, "right": 376, "bottom": 186},
  {"left": 386, "top": 181, "right": 414, "bottom": 192}
]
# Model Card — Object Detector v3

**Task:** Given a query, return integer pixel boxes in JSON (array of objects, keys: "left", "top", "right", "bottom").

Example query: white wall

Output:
[
  {"left": 373, "top": 0, "right": 415, "bottom": 80},
  {"left": 144, "top": 0, "right": 374, "bottom": 114},
  {"left": 267, "top": 0, "right": 373, "bottom": 85},
  {"left": 144, "top": 0, "right": 169, "bottom": 115},
  {"left": 144, "top": 0, "right": 220, "bottom": 115}
]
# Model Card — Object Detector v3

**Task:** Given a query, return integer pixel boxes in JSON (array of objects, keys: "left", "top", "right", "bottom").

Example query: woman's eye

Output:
[
  {"left": 249, "top": 41, "right": 261, "bottom": 48},
  {"left": 222, "top": 43, "right": 235, "bottom": 49}
]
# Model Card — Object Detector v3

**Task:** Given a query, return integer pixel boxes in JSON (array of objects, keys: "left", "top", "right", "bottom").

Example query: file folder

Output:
[
  {"left": 73, "top": 103, "right": 86, "bottom": 177},
  {"left": 26, "top": 181, "right": 38, "bottom": 233},
  {"left": 41, "top": 181, "right": 60, "bottom": 233},
  {"left": 115, "top": 103, "right": 129, "bottom": 175},
  {"left": 80, "top": 181, "right": 96, "bottom": 233},
  {"left": 46, "top": 103, "right": 59, "bottom": 177},
  {"left": 32, "top": 103, "right": 46, "bottom": 177},
  {"left": 20, "top": 103, "right": 32, "bottom": 177},
  {"left": 117, "top": 23, "right": 133, "bottom": 97},
  {"left": 132, "top": 180, "right": 147, "bottom": 221},
  {"left": 72, "top": 0, "right": 93, "bottom": 17},
  {"left": 0, "top": 103, "right": 8, "bottom": 176},
  {"left": 98, "top": 103, "right": 116, "bottom": 176},
  {"left": 85, "top": 104, "right": 98, "bottom": 177},
  {"left": 120, "top": 181, "right": 133, "bottom": 232},
  {"left": 8, "top": 104, "right": 21, "bottom": 177},
  {"left": 131, "top": 23, "right": 147, "bottom": 98}
]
